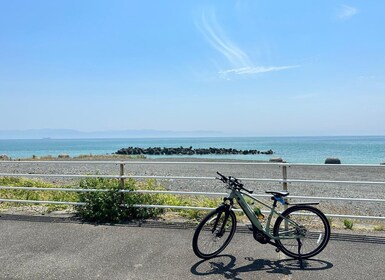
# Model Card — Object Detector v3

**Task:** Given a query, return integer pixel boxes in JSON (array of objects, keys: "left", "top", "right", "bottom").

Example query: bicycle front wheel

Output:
[
  {"left": 192, "top": 207, "right": 236, "bottom": 259},
  {"left": 273, "top": 205, "right": 330, "bottom": 259}
]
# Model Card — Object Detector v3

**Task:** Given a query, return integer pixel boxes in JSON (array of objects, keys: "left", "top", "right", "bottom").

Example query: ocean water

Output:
[{"left": 0, "top": 136, "right": 384, "bottom": 164}]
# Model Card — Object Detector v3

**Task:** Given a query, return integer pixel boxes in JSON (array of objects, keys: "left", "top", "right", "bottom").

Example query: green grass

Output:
[
  {"left": 0, "top": 177, "right": 79, "bottom": 212},
  {"left": 76, "top": 177, "right": 225, "bottom": 222},
  {"left": 3, "top": 177, "right": 383, "bottom": 230},
  {"left": 373, "top": 225, "right": 384, "bottom": 231},
  {"left": 0, "top": 176, "right": 223, "bottom": 222}
]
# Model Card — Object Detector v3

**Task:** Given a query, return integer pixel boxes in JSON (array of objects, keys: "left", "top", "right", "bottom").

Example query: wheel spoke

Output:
[
  {"left": 192, "top": 208, "right": 236, "bottom": 259},
  {"left": 273, "top": 206, "right": 330, "bottom": 259}
]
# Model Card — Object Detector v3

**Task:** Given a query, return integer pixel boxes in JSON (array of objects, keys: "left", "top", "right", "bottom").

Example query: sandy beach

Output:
[{"left": 1, "top": 158, "right": 385, "bottom": 221}]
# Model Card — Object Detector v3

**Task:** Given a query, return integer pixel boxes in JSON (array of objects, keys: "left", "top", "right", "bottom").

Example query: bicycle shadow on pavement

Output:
[{"left": 190, "top": 255, "right": 333, "bottom": 279}]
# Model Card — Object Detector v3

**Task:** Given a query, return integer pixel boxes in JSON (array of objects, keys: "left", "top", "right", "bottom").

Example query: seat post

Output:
[{"left": 271, "top": 196, "right": 278, "bottom": 208}]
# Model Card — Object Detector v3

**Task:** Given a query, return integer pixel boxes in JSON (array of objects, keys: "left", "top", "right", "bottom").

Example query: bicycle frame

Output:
[
  {"left": 193, "top": 173, "right": 330, "bottom": 262},
  {"left": 227, "top": 188, "right": 301, "bottom": 240}
]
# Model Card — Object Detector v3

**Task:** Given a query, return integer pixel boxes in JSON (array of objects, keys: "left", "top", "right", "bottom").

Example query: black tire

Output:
[
  {"left": 273, "top": 205, "right": 330, "bottom": 259},
  {"left": 192, "top": 207, "right": 237, "bottom": 259}
]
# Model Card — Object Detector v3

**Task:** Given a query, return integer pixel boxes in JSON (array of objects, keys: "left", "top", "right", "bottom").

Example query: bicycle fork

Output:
[{"left": 212, "top": 205, "right": 231, "bottom": 237}]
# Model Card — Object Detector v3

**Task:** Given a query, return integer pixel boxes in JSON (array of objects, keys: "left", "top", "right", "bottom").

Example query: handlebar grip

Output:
[
  {"left": 216, "top": 171, "right": 225, "bottom": 178},
  {"left": 216, "top": 171, "right": 227, "bottom": 182}
]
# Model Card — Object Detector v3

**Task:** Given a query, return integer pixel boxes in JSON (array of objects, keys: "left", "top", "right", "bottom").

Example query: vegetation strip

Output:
[{"left": 1, "top": 177, "right": 384, "bottom": 230}]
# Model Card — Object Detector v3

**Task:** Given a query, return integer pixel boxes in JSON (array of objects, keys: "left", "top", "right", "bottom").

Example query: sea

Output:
[{"left": 0, "top": 136, "right": 385, "bottom": 164}]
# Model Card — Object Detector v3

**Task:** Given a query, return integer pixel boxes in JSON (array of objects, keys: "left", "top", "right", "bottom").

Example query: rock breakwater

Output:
[{"left": 115, "top": 146, "right": 273, "bottom": 156}]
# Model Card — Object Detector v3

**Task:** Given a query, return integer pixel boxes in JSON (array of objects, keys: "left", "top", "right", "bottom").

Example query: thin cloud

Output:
[
  {"left": 337, "top": 5, "right": 359, "bottom": 20},
  {"left": 220, "top": 65, "right": 299, "bottom": 75},
  {"left": 196, "top": 9, "right": 298, "bottom": 77},
  {"left": 197, "top": 9, "right": 251, "bottom": 68}
]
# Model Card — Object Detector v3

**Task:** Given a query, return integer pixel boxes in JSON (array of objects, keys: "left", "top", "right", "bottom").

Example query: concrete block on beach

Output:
[
  {"left": 58, "top": 154, "right": 70, "bottom": 159},
  {"left": 325, "top": 157, "right": 341, "bottom": 164},
  {"left": 269, "top": 157, "right": 285, "bottom": 163}
]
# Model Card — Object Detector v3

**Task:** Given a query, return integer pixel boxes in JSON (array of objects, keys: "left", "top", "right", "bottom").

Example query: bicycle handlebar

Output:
[{"left": 216, "top": 172, "right": 253, "bottom": 194}]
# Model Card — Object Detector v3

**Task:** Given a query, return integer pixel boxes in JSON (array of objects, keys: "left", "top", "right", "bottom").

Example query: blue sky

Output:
[{"left": 1, "top": 0, "right": 384, "bottom": 137}]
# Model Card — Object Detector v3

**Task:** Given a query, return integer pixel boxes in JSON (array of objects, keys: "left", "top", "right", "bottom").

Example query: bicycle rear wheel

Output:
[
  {"left": 273, "top": 205, "right": 330, "bottom": 259},
  {"left": 192, "top": 207, "right": 236, "bottom": 259}
]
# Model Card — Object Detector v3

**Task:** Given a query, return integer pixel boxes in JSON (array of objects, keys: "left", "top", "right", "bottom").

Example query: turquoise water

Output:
[{"left": 0, "top": 136, "right": 384, "bottom": 164}]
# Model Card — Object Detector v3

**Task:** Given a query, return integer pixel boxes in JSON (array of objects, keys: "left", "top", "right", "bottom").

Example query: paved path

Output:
[{"left": 1, "top": 214, "right": 385, "bottom": 280}]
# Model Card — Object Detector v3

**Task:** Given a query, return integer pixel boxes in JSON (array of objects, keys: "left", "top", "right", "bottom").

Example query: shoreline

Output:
[
  {"left": 2, "top": 153, "right": 384, "bottom": 166},
  {"left": 2, "top": 153, "right": 277, "bottom": 163},
  {"left": 2, "top": 136, "right": 385, "bottom": 164}
]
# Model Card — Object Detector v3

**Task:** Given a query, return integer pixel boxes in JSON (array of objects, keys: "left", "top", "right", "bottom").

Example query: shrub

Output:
[
  {"left": 344, "top": 219, "right": 354, "bottom": 230},
  {"left": 76, "top": 177, "right": 123, "bottom": 223},
  {"left": 123, "top": 179, "right": 165, "bottom": 220},
  {"left": 76, "top": 178, "right": 166, "bottom": 223}
]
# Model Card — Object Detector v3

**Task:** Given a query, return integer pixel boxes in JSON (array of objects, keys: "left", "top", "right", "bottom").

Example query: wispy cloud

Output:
[
  {"left": 220, "top": 65, "right": 299, "bottom": 75},
  {"left": 337, "top": 5, "right": 359, "bottom": 20},
  {"left": 197, "top": 9, "right": 251, "bottom": 68},
  {"left": 196, "top": 9, "right": 298, "bottom": 77}
]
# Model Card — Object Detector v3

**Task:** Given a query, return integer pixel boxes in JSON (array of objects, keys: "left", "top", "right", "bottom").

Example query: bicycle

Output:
[{"left": 192, "top": 172, "right": 330, "bottom": 261}]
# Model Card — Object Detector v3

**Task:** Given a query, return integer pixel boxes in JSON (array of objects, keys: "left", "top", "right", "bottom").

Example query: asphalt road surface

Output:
[{"left": 1, "top": 214, "right": 384, "bottom": 280}]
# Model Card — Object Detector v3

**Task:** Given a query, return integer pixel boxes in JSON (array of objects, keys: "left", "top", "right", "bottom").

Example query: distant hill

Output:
[{"left": 0, "top": 129, "right": 223, "bottom": 139}]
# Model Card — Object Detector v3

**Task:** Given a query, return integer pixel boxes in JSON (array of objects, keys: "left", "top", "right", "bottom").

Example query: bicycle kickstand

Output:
[{"left": 297, "top": 238, "right": 304, "bottom": 269}]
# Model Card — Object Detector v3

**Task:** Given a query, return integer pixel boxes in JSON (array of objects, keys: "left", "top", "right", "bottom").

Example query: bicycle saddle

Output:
[{"left": 265, "top": 191, "right": 289, "bottom": 197}]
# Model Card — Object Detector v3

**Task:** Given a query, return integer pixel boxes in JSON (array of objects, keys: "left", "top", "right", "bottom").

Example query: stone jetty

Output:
[{"left": 115, "top": 146, "right": 273, "bottom": 156}]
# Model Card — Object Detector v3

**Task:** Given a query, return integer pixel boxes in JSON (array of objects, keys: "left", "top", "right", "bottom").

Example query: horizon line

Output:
[{"left": 1, "top": 134, "right": 385, "bottom": 141}]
